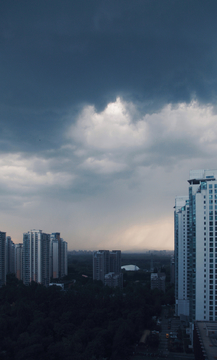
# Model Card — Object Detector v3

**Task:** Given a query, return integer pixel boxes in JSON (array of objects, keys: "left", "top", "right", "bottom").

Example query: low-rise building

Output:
[{"left": 150, "top": 272, "right": 166, "bottom": 292}]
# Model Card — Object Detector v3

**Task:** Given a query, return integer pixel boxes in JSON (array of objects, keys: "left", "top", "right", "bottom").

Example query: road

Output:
[{"left": 131, "top": 306, "right": 194, "bottom": 360}]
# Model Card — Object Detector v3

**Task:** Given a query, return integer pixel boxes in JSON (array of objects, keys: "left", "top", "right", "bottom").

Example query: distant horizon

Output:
[
  {"left": 68, "top": 249, "right": 174, "bottom": 253},
  {"left": 2, "top": 228, "right": 174, "bottom": 253}
]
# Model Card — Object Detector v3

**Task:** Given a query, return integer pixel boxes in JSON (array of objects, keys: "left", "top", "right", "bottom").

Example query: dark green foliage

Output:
[{"left": 1, "top": 256, "right": 174, "bottom": 360}]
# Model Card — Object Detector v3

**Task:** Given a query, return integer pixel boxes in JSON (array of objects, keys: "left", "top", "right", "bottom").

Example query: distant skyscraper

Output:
[
  {"left": 110, "top": 250, "right": 121, "bottom": 274},
  {"left": 50, "top": 238, "right": 59, "bottom": 279},
  {"left": 61, "top": 239, "right": 68, "bottom": 277},
  {"left": 175, "top": 169, "right": 217, "bottom": 322},
  {"left": 6, "top": 236, "right": 15, "bottom": 275},
  {"left": 0, "top": 231, "right": 6, "bottom": 287},
  {"left": 15, "top": 243, "right": 23, "bottom": 281},
  {"left": 23, "top": 230, "right": 50, "bottom": 286},
  {"left": 50, "top": 233, "right": 67, "bottom": 279},
  {"left": 93, "top": 250, "right": 122, "bottom": 287},
  {"left": 93, "top": 250, "right": 110, "bottom": 282}
]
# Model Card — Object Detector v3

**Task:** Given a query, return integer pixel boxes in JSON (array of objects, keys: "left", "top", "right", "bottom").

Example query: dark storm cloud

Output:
[
  {"left": 1, "top": 0, "right": 217, "bottom": 153},
  {"left": 2, "top": 1, "right": 217, "bottom": 249}
]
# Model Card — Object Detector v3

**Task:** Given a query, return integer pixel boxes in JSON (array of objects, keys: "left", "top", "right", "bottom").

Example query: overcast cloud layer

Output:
[{"left": 1, "top": 1, "right": 217, "bottom": 250}]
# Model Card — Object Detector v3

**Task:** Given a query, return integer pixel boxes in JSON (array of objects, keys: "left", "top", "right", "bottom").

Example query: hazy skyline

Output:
[{"left": 1, "top": 1, "right": 217, "bottom": 251}]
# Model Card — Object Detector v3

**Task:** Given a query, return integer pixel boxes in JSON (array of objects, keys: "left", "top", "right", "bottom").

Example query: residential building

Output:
[
  {"left": 50, "top": 233, "right": 68, "bottom": 279},
  {"left": 6, "top": 236, "right": 15, "bottom": 275},
  {"left": 15, "top": 243, "right": 23, "bottom": 280},
  {"left": 0, "top": 231, "right": 6, "bottom": 287},
  {"left": 110, "top": 250, "right": 121, "bottom": 274},
  {"left": 93, "top": 250, "right": 122, "bottom": 287},
  {"left": 50, "top": 237, "right": 59, "bottom": 279},
  {"left": 170, "top": 256, "right": 175, "bottom": 284},
  {"left": 93, "top": 250, "right": 110, "bottom": 282},
  {"left": 174, "top": 196, "right": 190, "bottom": 317},
  {"left": 61, "top": 239, "right": 68, "bottom": 277},
  {"left": 104, "top": 272, "right": 123, "bottom": 288},
  {"left": 23, "top": 230, "right": 50, "bottom": 286},
  {"left": 175, "top": 169, "right": 217, "bottom": 321},
  {"left": 150, "top": 272, "right": 166, "bottom": 292}
]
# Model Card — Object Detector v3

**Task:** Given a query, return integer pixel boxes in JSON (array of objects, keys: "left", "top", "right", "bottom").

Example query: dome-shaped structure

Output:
[{"left": 121, "top": 264, "right": 139, "bottom": 271}]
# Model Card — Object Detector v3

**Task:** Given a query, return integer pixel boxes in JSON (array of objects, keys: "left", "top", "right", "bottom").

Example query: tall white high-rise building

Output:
[
  {"left": 175, "top": 169, "right": 217, "bottom": 322},
  {"left": 0, "top": 231, "right": 6, "bottom": 287},
  {"left": 23, "top": 230, "right": 50, "bottom": 286}
]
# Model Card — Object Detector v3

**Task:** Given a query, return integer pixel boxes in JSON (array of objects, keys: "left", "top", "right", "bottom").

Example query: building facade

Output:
[
  {"left": 15, "top": 243, "right": 23, "bottom": 280},
  {"left": 93, "top": 250, "right": 122, "bottom": 287},
  {"left": 23, "top": 230, "right": 50, "bottom": 286},
  {"left": 6, "top": 236, "right": 15, "bottom": 275},
  {"left": 93, "top": 250, "right": 110, "bottom": 282},
  {"left": 0, "top": 229, "right": 68, "bottom": 286},
  {"left": 175, "top": 169, "right": 217, "bottom": 322},
  {"left": 151, "top": 272, "right": 166, "bottom": 292},
  {"left": 50, "top": 233, "right": 68, "bottom": 279},
  {"left": 0, "top": 231, "right": 6, "bottom": 287},
  {"left": 174, "top": 196, "right": 190, "bottom": 317}
]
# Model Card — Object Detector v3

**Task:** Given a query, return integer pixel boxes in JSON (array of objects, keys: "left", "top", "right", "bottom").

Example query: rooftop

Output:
[{"left": 195, "top": 321, "right": 217, "bottom": 360}]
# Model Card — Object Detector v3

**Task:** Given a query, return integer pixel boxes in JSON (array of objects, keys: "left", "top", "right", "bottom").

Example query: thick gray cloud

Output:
[{"left": 1, "top": 1, "right": 217, "bottom": 249}]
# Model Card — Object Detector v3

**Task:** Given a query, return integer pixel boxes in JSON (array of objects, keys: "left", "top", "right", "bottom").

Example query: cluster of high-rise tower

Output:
[
  {"left": 175, "top": 169, "right": 217, "bottom": 322},
  {"left": 93, "top": 250, "right": 123, "bottom": 288},
  {"left": 0, "top": 229, "right": 68, "bottom": 287}
]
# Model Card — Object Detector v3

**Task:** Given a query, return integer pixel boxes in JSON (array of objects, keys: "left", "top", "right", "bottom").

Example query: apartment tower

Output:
[
  {"left": 93, "top": 250, "right": 122, "bottom": 287},
  {"left": 175, "top": 169, "right": 217, "bottom": 321},
  {"left": 50, "top": 233, "right": 68, "bottom": 279},
  {"left": 0, "top": 231, "right": 6, "bottom": 287},
  {"left": 23, "top": 230, "right": 50, "bottom": 286}
]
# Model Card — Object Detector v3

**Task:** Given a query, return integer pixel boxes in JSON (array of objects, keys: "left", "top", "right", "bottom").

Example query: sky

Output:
[{"left": 1, "top": 0, "right": 217, "bottom": 251}]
